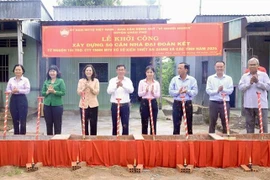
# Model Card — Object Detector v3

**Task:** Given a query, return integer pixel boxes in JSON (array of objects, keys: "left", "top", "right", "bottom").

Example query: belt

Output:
[
  {"left": 112, "top": 102, "right": 129, "bottom": 106},
  {"left": 141, "top": 98, "right": 157, "bottom": 102},
  {"left": 211, "top": 101, "right": 228, "bottom": 104},
  {"left": 11, "top": 94, "right": 26, "bottom": 97},
  {"left": 174, "top": 100, "right": 192, "bottom": 103}
]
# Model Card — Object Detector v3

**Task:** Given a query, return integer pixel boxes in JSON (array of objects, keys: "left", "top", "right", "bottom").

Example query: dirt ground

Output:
[{"left": 0, "top": 165, "right": 270, "bottom": 180}]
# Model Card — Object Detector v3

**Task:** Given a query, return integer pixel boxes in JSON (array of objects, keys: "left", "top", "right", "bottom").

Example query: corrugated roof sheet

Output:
[
  {"left": 55, "top": 5, "right": 156, "bottom": 8},
  {"left": 224, "top": 15, "right": 270, "bottom": 24},
  {"left": 0, "top": 0, "right": 42, "bottom": 19},
  {"left": 193, "top": 15, "right": 244, "bottom": 23},
  {"left": 223, "top": 15, "right": 270, "bottom": 42},
  {"left": 0, "top": 18, "right": 40, "bottom": 21},
  {"left": 0, "top": 18, "right": 21, "bottom": 21},
  {"left": 193, "top": 14, "right": 270, "bottom": 23},
  {"left": 245, "top": 15, "right": 270, "bottom": 23},
  {"left": 41, "top": 18, "right": 168, "bottom": 25},
  {"left": 41, "top": 18, "right": 168, "bottom": 22},
  {"left": 54, "top": 6, "right": 162, "bottom": 21},
  {"left": 195, "top": 14, "right": 269, "bottom": 16},
  {"left": 0, "top": 0, "right": 52, "bottom": 20},
  {"left": 0, "top": 0, "right": 40, "bottom": 1}
]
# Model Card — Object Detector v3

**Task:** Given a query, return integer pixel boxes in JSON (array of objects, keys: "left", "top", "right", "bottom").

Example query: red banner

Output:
[{"left": 42, "top": 23, "right": 223, "bottom": 57}]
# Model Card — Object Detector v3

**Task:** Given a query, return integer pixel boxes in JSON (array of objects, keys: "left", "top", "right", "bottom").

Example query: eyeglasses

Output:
[{"left": 248, "top": 64, "right": 257, "bottom": 66}]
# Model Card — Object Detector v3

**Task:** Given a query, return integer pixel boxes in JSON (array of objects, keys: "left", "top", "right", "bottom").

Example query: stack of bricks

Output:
[
  {"left": 71, "top": 161, "right": 87, "bottom": 170},
  {"left": 127, "top": 164, "right": 143, "bottom": 173},
  {"left": 240, "top": 164, "right": 258, "bottom": 172},
  {"left": 240, "top": 157, "right": 258, "bottom": 172},
  {"left": 26, "top": 162, "right": 43, "bottom": 172},
  {"left": 127, "top": 164, "right": 136, "bottom": 173},
  {"left": 176, "top": 164, "right": 194, "bottom": 173}
]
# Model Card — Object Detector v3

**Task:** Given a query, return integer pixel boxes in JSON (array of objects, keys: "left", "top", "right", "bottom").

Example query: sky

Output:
[{"left": 42, "top": 0, "right": 270, "bottom": 23}]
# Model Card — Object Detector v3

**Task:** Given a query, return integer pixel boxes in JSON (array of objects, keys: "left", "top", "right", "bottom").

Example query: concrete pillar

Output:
[
  {"left": 223, "top": 49, "right": 227, "bottom": 74},
  {"left": 241, "top": 34, "right": 248, "bottom": 73},
  {"left": 241, "top": 34, "right": 248, "bottom": 115},
  {"left": 159, "top": 57, "right": 162, "bottom": 109},
  {"left": 17, "top": 21, "right": 23, "bottom": 65}
]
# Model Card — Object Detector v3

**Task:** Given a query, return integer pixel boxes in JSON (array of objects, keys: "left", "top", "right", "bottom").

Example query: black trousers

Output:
[
  {"left": 9, "top": 94, "right": 28, "bottom": 135},
  {"left": 209, "top": 101, "right": 230, "bottom": 134},
  {"left": 111, "top": 103, "right": 130, "bottom": 135},
  {"left": 140, "top": 99, "right": 158, "bottom": 135},
  {"left": 80, "top": 106, "right": 98, "bottom": 135},
  {"left": 43, "top": 105, "right": 63, "bottom": 135},
  {"left": 172, "top": 100, "right": 193, "bottom": 135}
]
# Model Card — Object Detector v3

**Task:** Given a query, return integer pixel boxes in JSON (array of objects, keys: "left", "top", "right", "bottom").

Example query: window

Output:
[
  {"left": 0, "top": 55, "right": 9, "bottom": 82},
  {"left": 0, "top": 22, "right": 17, "bottom": 30},
  {"left": 0, "top": 39, "right": 26, "bottom": 47},
  {"left": 79, "top": 63, "right": 108, "bottom": 82},
  {"left": 202, "top": 61, "right": 208, "bottom": 84}
]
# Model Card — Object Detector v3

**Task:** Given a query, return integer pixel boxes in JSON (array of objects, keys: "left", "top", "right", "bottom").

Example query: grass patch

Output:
[
  {"left": 161, "top": 98, "right": 169, "bottom": 106},
  {"left": 7, "top": 167, "right": 23, "bottom": 177}
]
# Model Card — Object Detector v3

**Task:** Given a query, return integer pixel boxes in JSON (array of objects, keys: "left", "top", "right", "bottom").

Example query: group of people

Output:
[
  {"left": 6, "top": 64, "right": 66, "bottom": 135},
  {"left": 169, "top": 57, "right": 270, "bottom": 135},
  {"left": 5, "top": 63, "right": 157, "bottom": 136},
  {"left": 5, "top": 56, "right": 270, "bottom": 136}
]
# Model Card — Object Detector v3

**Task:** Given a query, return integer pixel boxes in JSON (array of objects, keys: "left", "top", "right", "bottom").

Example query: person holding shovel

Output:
[
  {"left": 206, "top": 61, "right": 233, "bottom": 134},
  {"left": 6, "top": 64, "right": 30, "bottom": 135},
  {"left": 107, "top": 65, "right": 134, "bottom": 135},
  {"left": 169, "top": 62, "right": 198, "bottom": 135},
  {"left": 239, "top": 57, "right": 270, "bottom": 133},
  {"left": 42, "top": 65, "right": 66, "bottom": 135},
  {"left": 77, "top": 64, "right": 100, "bottom": 135},
  {"left": 138, "top": 66, "right": 160, "bottom": 135}
]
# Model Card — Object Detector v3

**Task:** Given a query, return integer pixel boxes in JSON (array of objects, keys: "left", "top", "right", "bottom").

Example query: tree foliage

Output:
[
  {"left": 57, "top": 0, "right": 122, "bottom": 6},
  {"left": 155, "top": 57, "right": 175, "bottom": 95},
  {"left": 145, "top": 0, "right": 157, "bottom": 5}
]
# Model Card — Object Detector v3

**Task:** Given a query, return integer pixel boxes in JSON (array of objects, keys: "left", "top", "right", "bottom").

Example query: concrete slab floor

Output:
[
  {"left": 8, "top": 106, "right": 270, "bottom": 136},
  {"left": 8, "top": 107, "right": 207, "bottom": 135}
]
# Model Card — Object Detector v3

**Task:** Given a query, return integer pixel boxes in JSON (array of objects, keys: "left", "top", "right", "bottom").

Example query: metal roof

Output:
[
  {"left": 245, "top": 15, "right": 270, "bottom": 23},
  {"left": 195, "top": 14, "right": 269, "bottom": 16},
  {"left": 193, "top": 14, "right": 270, "bottom": 23},
  {"left": 53, "top": 6, "right": 162, "bottom": 21},
  {"left": 0, "top": 18, "right": 40, "bottom": 21},
  {"left": 223, "top": 15, "right": 270, "bottom": 42},
  {"left": 224, "top": 15, "right": 270, "bottom": 24},
  {"left": 42, "top": 18, "right": 168, "bottom": 22},
  {"left": 0, "top": 0, "right": 40, "bottom": 1},
  {"left": 193, "top": 15, "right": 245, "bottom": 23},
  {"left": 41, "top": 18, "right": 168, "bottom": 25},
  {"left": 0, "top": 0, "right": 52, "bottom": 20}
]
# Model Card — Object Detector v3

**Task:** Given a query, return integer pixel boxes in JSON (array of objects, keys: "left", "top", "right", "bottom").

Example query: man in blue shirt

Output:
[
  {"left": 206, "top": 61, "right": 234, "bottom": 133},
  {"left": 239, "top": 57, "right": 270, "bottom": 133},
  {"left": 169, "top": 62, "right": 198, "bottom": 134}
]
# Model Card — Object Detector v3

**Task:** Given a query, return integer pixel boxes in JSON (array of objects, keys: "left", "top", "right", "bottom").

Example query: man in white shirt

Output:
[
  {"left": 107, "top": 65, "right": 134, "bottom": 135},
  {"left": 206, "top": 61, "right": 234, "bottom": 134}
]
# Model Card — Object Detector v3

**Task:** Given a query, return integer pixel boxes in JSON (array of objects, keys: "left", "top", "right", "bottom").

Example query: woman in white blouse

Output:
[{"left": 138, "top": 66, "right": 161, "bottom": 135}]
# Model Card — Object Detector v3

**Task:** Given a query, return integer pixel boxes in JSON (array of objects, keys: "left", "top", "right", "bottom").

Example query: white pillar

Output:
[
  {"left": 159, "top": 57, "right": 162, "bottom": 109},
  {"left": 17, "top": 21, "right": 23, "bottom": 65},
  {"left": 223, "top": 49, "right": 227, "bottom": 74},
  {"left": 241, "top": 34, "right": 248, "bottom": 115},
  {"left": 241, "top": 34, "right": 248, "bottom": 74}
]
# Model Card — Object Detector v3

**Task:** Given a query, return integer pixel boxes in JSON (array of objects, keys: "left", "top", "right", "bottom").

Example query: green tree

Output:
[
  {"left": 57, "top": 0, "right": 122, "bottom": 6},
  {"left": 155, "top": 57, "right": 175, "bottom": 95},
  {"left": 145, "top": 0, "right": 157, "bottom": 5}
]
